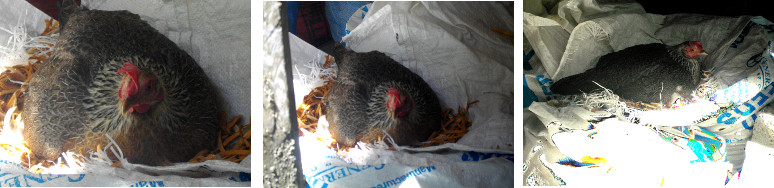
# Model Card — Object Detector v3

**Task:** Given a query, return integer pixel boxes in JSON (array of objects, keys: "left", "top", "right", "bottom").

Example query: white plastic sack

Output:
[
  {"left": 526, "top": 102, "right": 731, "bottom": 186},
  {"left": 293, "top": 1, "right": 514, "bottom": 187},
  {"left": 523, "top": 0, "right": 774, "bottom": 186},
  {"left": 523, "top": 0, "right": 646, "bottom": 81},
  {"left": 727, "top": 107, "right": 774, "bottom": 186},
  {"left": 0, "top": 0, "right": 250, "bottom": 186}
]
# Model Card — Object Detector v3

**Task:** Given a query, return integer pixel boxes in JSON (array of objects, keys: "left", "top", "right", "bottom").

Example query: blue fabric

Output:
[
  {"left": 286, "top": 1, "right": 301, "bottom": 34},
  {"left": 523, "top": 50, "right": 534, "bottom": 71},
  {"left": 325, "top": 1, "right": 370, "bottom": 42},
  {"left": 524, "top": 74, "right": 538, "bottom": 108}
]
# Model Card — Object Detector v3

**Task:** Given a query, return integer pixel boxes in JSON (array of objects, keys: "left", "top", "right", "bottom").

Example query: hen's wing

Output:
[{"left": 594, "top": 43, "right": 667, "bottom": 69}]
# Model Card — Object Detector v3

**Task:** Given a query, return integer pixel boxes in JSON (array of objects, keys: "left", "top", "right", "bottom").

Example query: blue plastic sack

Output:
[{"left": 325, "top": 1, "right": 370, "bottom": 42}]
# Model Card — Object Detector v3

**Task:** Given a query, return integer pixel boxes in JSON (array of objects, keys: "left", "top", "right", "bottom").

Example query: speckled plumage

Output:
[
  {"left": 326, "top": 45, "right": 442, "bottom": 147},
  {"left": 22, "top": 5, "right": 219, "bottom": 166}
]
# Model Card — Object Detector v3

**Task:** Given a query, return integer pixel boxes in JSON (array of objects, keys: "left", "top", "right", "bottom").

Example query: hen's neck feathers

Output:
[
  {"left": 668, "top": 42, "right": 702, "bottom": 84},
  {"left": 86, "top": 57, "right": 185, "bottom": 135},
  {"left": 367, "top": 81, "right": 423, "bottom": 130}
]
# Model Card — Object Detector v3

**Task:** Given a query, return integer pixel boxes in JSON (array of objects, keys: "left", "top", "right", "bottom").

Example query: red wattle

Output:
[{"left": 130, "top": 104, "right": 151, "bottom": 114}]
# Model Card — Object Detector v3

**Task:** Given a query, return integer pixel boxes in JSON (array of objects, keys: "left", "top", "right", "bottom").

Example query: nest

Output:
[
  {"left": 0, "top": 18, "right": 250, "bottom": 172},
  {"left": 296, "top": 55, "right": 478, "bottom": 151}
]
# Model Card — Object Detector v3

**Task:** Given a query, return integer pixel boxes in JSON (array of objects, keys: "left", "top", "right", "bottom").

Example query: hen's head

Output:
[
  {"left": 386, "top": 87, "right": 413, "bottom": 118},
  {"left": 682, "top": 41, "right": 708, "bottom": 59},
  {"left": 117, "top": 62, "right": 164, "bottom": 114}
]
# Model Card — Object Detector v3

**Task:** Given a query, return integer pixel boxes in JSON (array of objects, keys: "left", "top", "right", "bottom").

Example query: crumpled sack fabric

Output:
[
  {"left": 726, "top": 105, "right": 774, "bottom": 186},
  {"left": 524, "top": 0, "right": 774, "bottom": 186}
]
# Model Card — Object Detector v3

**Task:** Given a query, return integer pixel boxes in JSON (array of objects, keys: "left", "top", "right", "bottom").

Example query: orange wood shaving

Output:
[
  {"left": 190, "top": 114, "right": 251, "bottom": 163},
  {"left": 421, "top": 100, "right": 479, "bottom": 147},
  {"left": 323, "top": 55, "right": 334, "bottom": 68},
  {"left": 296, "top": 79, "right": 334, "bottom": 135},
  {"left": 111, "top": 161, "right": 122, "bottom": 167},
  {"left": 491, "top": 27, "right": 514, "bottom": 37}
]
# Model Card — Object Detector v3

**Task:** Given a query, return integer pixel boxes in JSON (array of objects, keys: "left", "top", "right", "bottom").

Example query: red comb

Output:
[
  {"left": 117, "top": 62, "right": 140, "bottom": 99},
  {"left": 386, "top": 88, "right": 402, "bottom": 111}
]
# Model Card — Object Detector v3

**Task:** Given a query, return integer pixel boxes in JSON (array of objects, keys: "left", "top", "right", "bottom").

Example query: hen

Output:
[
  {"left": 325, "top": 44, "right": 443, "bottom": 147},
  {"left": 22, "top": 4, "right": 220, "bottom": 165},
  {"left": 550, "top": 41, "right": 707, "bottom": 104}
]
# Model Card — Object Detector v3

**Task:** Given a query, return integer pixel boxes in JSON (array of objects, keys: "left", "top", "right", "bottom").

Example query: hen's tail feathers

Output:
[
  {"left": 57, "top": 0, "right": 83, "bottom": 31},
  {"left": 550, "top": 75, "right": 583, "bottom": 95},
  {"left": 331, "top": 42, "right": 352, "bottom": 67},
  {"left": 550, "top": 73, "right": 606, "bottom": 96}
]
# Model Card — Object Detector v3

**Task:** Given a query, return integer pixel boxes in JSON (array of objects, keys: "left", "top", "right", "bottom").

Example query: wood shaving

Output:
[
  {"left": 189, "top": 114, "right": 251, "bottom": 163},
  {"left": 297, "top": 55, "right": 335, "bottom": 135},
  {"left": 491, "top": 27, "right": 514, "bottom": 37},
  {"left": 296, "top": 79, "right": 334, "bottom": 135},
  {"left": 421, "top": 100, "right": 478, "bottom": 147}
]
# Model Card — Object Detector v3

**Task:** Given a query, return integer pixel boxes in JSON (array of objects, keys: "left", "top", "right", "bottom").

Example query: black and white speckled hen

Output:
[
  {"left": 550, "top": 41, "right": 707, "bottom": 104},
  {"left": 325, "top": 44, "right": 442, "bottom": 147},
  {"left": 22, "top": 3, "right": 220, "bottom": 166}
]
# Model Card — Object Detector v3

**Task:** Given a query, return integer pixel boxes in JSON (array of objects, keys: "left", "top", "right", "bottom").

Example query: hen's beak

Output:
[{"left": 698, "top": 50, "right": 708, "bottom": 56}]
